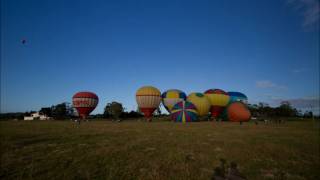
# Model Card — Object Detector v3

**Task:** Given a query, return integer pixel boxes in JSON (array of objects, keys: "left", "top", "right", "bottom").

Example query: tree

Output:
[
  {"left": 103, "top": 104, "right": 111, "bottom": 118},
  {"left": 65, "top": 102, "right": 74, "bottom": 117},
  {"left": 0, "top": 112, "right": 24, "bottom": 120},
  {"left": 256, "top": 102, "right": 271, "bottom": 117},
  {"left": 104, "top": 101, "right": 124, "bottom": 120},
  {"left": 120, "top": 110, "right": 143, "bottom": 119},
  {"left": 303, "top": 111, "right": 313, "bottom": 118},
  {"left": 276, "top": 101, "right": 297, "bottom": 117},
  {"left": 247, "top": 104, "right": 259, "bottom": 117},
  {"left": 52, "top": 103, "right": 68, "bottom": 119},
  {"left": 128, "top": 110, "right": 143, "bottom": 118},
  {"left": 248, "top": 101, "right": 300, "bottom": 119},
  {"left": 39, "top": 107, "right": 52, "bottom": 117},
  {"left": 50, "top": 102, "right": 75, "bottom": 119}
]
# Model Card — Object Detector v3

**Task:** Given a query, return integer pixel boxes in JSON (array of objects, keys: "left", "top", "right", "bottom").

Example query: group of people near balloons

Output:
[
  {"left": 70, "top": 86, "right": 251, "bottom": 123},
  {"left": 135, "top": 86, "right": 251, "bottom": 123}
]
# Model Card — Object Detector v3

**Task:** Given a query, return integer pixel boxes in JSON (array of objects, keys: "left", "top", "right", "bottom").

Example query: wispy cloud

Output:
[
  {"left": 292, "top": 68, "right": 307, "bottom": 73},
  {"left": 287, "top": 0, "right": 320, "bottom": 30},
  {"left": 262, "top": 94, "right": 284, "bottom": 100},
  {"left": 256, "top": 80, "right": 287, "bottom": 90},
  {"left": 256, "top": 80, "right": 276, "bottom": 88}
]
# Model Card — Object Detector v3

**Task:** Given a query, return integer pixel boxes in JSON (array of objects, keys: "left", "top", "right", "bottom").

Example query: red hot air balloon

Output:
[{"left": 72, "top": 92, "right": 98, "bottom": 119}]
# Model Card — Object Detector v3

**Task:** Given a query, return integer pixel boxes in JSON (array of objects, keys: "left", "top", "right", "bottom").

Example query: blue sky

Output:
[{"left": 1, "top": 0, "right": 319, "bottom": 114}]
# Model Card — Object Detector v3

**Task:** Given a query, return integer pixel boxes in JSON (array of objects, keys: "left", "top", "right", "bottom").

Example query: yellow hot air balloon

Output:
[
  {"left": 204, "top": 89, "right": 230, "bottom": 118},
  {"left": 161, "top": 89, "right": 187, "bottom": 113},
  {"left": 187, "top": 92, "right": 210, "bottom": 116},
  {"left": 136, "top": 86, "right": 161, "bottom": 121}
]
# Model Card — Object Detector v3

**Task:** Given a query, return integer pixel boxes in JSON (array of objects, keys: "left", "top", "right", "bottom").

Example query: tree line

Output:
[
  {"left": 0, "top": 101, "right": 144, "bottom": 120},
  {"left": 248, "top": 101, "right": 315, "bottom": 119},
  {"left": 0, "top": 102, "right": 74, "bottom": 120},
  {"left": 1, "top": 101, "right": 317, "bottom": 121}
]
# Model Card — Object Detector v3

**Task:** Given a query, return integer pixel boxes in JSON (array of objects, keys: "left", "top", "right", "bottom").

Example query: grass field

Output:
[{"left": 0, "top": 119, "right": 319, "bottom": 180}]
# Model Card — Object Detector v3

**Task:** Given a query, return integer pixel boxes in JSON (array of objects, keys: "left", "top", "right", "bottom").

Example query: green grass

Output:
[{"left": 1, "top": 119, "right": 319, "bottom": 180}]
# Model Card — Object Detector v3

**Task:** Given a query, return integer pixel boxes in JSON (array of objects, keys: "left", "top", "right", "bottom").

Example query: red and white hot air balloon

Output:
[{"left": 72, "top": 91, "right": 99, "bottom": 119}]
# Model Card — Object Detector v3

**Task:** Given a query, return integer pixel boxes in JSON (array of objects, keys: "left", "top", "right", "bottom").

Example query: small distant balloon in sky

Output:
[{"left": 21, "top": 39, "right": 26, "bottom": 44}]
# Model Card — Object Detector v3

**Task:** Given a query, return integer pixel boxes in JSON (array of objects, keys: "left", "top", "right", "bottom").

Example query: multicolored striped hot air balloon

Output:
[
  {"left": 204, "top": 89, "right": 230, "bottom": 119},
  {"left": 187, "top": 92, "right": 210, "bottom": 116},
  {"left": 225, "top": 102, "right": 251, "bottom": 122},
  {"left": 136, "top": 86, "right": 161, "bottom": 121},
  {"left": 228, "top": 92, "right": 248, "bottom": 104},
  {"left": 72, "top": 92, "right": 99, "bottom": 119},
  {"left": 161, "top": 89, "right": 186, "bottom": 113},
  {"left": 171, "top": 101, "right": 198, "bottom": 123}
]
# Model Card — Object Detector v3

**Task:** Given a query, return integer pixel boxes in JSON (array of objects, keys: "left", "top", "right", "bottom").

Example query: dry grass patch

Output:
[{"left": 0, "top": 120, "right": 319, "bottom": 179}]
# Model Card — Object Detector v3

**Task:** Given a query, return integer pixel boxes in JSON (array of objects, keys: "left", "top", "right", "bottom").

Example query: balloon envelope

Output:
[
  {"left": 187, "top": 92, "right": 210, "bottom": 116},
  {"left": 136, "top": 86, "right": 161, "bottom": 119},
  {"left": 226, "top": 102, "right": 251, "bottom": 122},
  {"left": 204, "top": 89, "right": 230, "bottom": 118},
  {"left": 171, "top": 101, "right": 198, "bottom": 123},
  {"left": 72, "top": 91, "right": 99, "bottom": 119},
  {"left": 161, "top": 89, "right": 186, "bottom": 113},
  {"left": 228, "top": 92, "right": 248, "bottom": 104}
]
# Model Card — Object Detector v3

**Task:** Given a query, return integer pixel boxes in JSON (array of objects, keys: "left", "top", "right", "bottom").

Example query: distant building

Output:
[
  {"left": 24, "top": 116, "right": 34, "bottom": 120},
  {"left": 24, "top": 112, "right": 51, "bottom": 120},
  {"left": 72, "top": 107, "right": 79, "bottom": 117}
]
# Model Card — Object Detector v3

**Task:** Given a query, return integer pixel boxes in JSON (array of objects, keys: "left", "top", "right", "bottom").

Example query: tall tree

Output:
[
  {"left": 52, "top": 103, "right": 68, "bottom": 119},
  {"left": 104, "top": 101, "right": 124, "bottom": 120},
  {"left": 39, "top": 107, "right": 52, "bottom": 117},
  {"left": 276, "top": 101, "right": 297, "bottom": 117}
]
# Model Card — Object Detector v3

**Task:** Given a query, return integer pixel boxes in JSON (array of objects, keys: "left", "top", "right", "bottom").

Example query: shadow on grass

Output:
[{"left": 211, "top": 158, "right": 247, "bottom": 180}]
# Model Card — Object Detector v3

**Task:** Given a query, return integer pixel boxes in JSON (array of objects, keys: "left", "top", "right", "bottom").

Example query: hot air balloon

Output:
[
  {"left": 161, "top": 89, "right": 186, "bottom": 113},
  {"left": 21, "top": 39, "right": 26, "bottom": 44},
  {"left": 225, "top": 102, "right": 251, "bottom": 122},
  {"left": 204, "top": 89, "right": 230, "bottom": 119},
  {"left": 136, "top": 86, "right": 161, "bottom": 121},
  {"left": 228, "top": 92, "right": 248, "bottom": 104},
  {"left": 171, "top": 101, "right": 198, "bottom": 123},
  {"left": 72, "top": 91, "right": 99, "bottom": 119},
  {"left": 187, "top": 92, "right": 210, "bottom": 116}
]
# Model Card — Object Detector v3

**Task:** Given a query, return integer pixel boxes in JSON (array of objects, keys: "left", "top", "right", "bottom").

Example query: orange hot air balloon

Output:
[
  {"left": 136, "top": 86, "right": 161, "bottom": 121},
  {"left": 225, "top": 102, "right": 251, "bottom": 122},
  {"left": 204, "top": 89, "right": 230, "bottom": 119}
]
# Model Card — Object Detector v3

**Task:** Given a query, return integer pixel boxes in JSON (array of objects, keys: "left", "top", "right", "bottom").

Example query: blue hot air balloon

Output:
[{"left": 228, "top": 92, "right": 248, "bottom": 104}]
